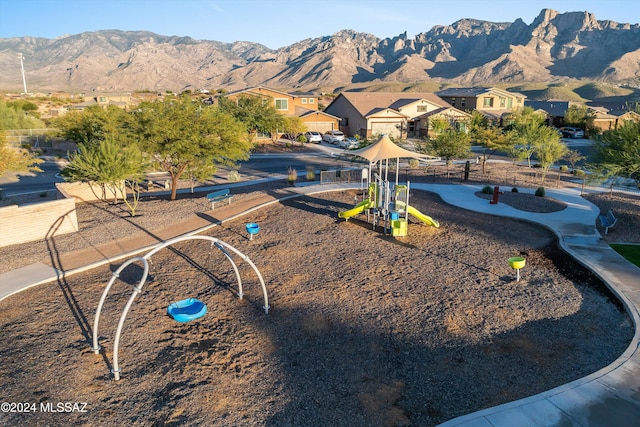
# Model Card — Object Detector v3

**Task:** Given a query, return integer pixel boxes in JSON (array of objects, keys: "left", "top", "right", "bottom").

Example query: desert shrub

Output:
[
  {"left": 287, "top": 167, "right": 297, "bottom": 184},
  {"left": 228, "top": 170, "right": 240, "bottom": 182},
  {"left": 306, "top": 166, "right": 315, "bottom": 181},
  {"left": 481, "top": 185, "right": 493, "bottom": 194},
  {"left": 409, "top": 159, "right": 419, "bottom": 169},
  {"left": 535, "top": 187, "right": 546, "bottom": 197},
  {"left": 511, "top": 187, "right": 518, "bottom": 192},
  {"left": 572, "top": 169, "right": 586, "bottom": 176},
  {"left": 559, "top": 165, "right": 569, "bottom": 172}
]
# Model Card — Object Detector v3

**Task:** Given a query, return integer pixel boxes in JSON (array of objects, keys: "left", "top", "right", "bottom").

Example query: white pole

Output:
[{"left": 20, "top": 54, "right": 28, "bottom": 94}]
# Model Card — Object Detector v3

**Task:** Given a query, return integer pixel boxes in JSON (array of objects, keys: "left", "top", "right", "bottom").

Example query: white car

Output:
[
  {"left": 323, "top": 130, "right": 344, "bottom": 143},
  {"left": 339, "top": 137, "right": 359, "bottom": 149},
  {"left": 304, "top": 131, "right": 322, "bottom": 143}
]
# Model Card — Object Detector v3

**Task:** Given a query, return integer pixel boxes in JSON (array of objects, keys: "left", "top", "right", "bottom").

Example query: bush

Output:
[
  {"left": 572, "top": 169, "right": 586, "bottom": 177},
  {"left": 481, "top": 185, "right": 493, "bottom": 194},
  {"left": 559, "top": 165, "right": 569, "bottom": 172},
  {"left": 535, "top": 187, "right": 545, "bottom": 197},
  {"left": 511, "top": 187, "right": 518, "bottom": 192}
]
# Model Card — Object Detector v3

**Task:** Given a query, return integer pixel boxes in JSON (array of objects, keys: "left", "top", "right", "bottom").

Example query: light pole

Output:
[{"left": 20, "top": 53, "right": 28, "bottom": 95}]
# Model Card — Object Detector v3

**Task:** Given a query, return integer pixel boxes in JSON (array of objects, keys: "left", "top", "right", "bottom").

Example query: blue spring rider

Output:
[{"left": 167, "top": 298, "right": 207, "bottom": 322}]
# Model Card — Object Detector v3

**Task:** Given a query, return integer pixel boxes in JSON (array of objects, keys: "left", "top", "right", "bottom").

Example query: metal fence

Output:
[{"left": 320, "top": 169, "right": 367, "bottom": 185}]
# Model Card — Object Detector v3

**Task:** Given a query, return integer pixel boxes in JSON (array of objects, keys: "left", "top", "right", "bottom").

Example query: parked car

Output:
[
  {"left": 559, "top": 127, "right": 584, "bottom": 139},
  {"left": 340, "top": 137, "right": 359, "bottom": 149},
  {"left": 323, "top": 130, "right": 345, "bottom": 143},
  {"left": 304, "top": 131, "right": 322, "bottom": 143}
]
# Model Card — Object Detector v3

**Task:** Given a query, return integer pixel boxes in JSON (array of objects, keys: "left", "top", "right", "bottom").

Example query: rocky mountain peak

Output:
[{"left": 0, "top": 9, "right": 638, "bottom": 93}]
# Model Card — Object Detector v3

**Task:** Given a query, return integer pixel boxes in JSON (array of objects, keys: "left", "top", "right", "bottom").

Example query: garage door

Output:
[
  {"left": 370, "top": 122, "right": 400, "bottom": 138},
  {"left": 305, "top": 122, "right": 334, "bottom": 133}
]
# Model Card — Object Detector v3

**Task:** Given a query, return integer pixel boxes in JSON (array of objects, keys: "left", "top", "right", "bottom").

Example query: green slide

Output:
[
  {"left": 338, "top": 199, "right": 374, "bottom": 220},
  {"left": 406, "top": 205, "right": 440, "bottom": 228}
]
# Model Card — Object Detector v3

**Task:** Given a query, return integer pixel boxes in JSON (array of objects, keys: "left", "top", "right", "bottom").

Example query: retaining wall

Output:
[{"left": 0, "top": 198, "right": 78, "bottom": 247}]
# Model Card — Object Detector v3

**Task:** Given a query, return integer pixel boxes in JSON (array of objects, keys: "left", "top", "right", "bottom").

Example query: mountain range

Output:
[{"left": 1, "top": 8, "right": 639, "bottom": 94}]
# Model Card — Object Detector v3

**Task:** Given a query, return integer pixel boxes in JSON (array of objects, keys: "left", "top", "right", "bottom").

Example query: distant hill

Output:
[{"left": 1, "top": 9, "right": 639, "bottom": 97}]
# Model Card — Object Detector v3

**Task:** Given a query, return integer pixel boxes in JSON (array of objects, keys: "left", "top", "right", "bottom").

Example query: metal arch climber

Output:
[{"left": 91, "top": 235, "right": 270, "bottom": 381}]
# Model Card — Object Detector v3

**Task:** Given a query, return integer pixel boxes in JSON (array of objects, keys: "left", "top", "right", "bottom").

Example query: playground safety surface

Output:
[{"left": 1, "top": 185, "right": 636, "bottom": 427}]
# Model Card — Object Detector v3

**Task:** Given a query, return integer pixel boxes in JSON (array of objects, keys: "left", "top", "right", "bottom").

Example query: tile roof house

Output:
[
  {"left": 323, "top": 92, "right": 470, "bottom": 139},
  {"left": 436, "top": 87, "right": 526, "bottom": 124},
  {"left": 223, "top": 87, "right": 340, "bottom": 135}
]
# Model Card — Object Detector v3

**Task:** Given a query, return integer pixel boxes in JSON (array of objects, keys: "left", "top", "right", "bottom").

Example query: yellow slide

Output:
[
  {"left": 406, "top": 205, "right": 440, "bottom": 228},
  {"left": 338, "top": 199, "right": 374, "bottom": 220}
]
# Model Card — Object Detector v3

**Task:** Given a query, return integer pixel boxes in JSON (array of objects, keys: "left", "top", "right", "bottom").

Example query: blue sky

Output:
[{"left": 0, "top": 0, "right": 637, "bottom": 49}]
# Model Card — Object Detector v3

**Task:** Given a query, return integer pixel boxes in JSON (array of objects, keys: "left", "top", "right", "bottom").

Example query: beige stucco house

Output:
[
  {"left": 436, "top": 87, "right": 526, "bottom": 124},
  {"left": 323, "top": 92, "right": 470, "bottom": 139},
  {"left": 223, "top": 87, "right": 340, "bottom": 136}
]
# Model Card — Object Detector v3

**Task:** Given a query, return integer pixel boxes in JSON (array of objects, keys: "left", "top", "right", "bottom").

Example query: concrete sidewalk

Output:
[{"left": 1, "top": 182, "right": 639, "bottom": 426}]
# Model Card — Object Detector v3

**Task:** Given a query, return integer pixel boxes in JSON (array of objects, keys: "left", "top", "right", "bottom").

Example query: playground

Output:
[{"left": 0, "top": 188, "right": 633, "bottom": 427}]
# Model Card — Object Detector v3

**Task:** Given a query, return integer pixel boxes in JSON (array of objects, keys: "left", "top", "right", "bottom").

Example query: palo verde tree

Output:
[
  {"left": 61, "top": 137, "right": 147, "bottom": 215},
  {"left": 504, "top": 106, "right": 548, "bottom": 167},
  {"left": 532, "top": 126, "right": 568, "bottom": 182},
  {"left": 133, "top": 97, "right": 251, "bottom": 200},
  {"left": 591, "top": 119, "right": 640, "bottom": 187}
]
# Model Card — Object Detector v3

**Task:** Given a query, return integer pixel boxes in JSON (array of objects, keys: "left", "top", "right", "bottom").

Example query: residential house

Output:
[
  {"left": 436, "top": 87, "right": 526, "bottom": 125},
  {"left": 587, "top": 101, "right": 640, "bottom": 132},
  {"left": 524, "top": 100, "right": 573, "bottom": 127},
  {"left": 223, "top": 87, "right": 339, "bottom": 136},
  {"left": 323, "top": 92, "right": 470, "bottom": 139},
  {"left": 67, "top": 93, "right": 133, "bottom": 111}
]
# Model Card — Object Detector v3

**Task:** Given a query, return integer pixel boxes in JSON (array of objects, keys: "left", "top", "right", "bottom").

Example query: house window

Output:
[
  {"left": 451, "top": 97, "right": 456, "bottom": 107},
  {"left": 99, "top": 97, "right": 106, "bottom": 102},
  {"left": 417, "top": 105, "right": 428, "bottom": 112},
  {"left": 309, "top": 98, "right": 315, "bottom": 104},
  {"left": 301, "top": 98, "right": 308, "bottom": 104},
  {"left": 500, "top": 97, "right": 506, "bottom": 108},
  {"left": 507, "top": 98, "right": 513, "bottom": 108},
  {"left": 461, "top": 98, "right": 466, "bottom": 108},
  {"left": 456, "top": 122, "right": 467, "bottom": 132},
  {"left": 275, "top": 98, "right": 288, "bottom": 110},
  {"left": 483, "top": 97, "right": 493, "bottom": 107}
]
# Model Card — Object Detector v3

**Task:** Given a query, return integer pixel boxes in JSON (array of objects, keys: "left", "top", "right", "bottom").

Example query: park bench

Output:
[
  {"left": 598, "top": 209, "right": 617, "bottom": 235},
  {"left": 207, "top": 189, "right": 233, "bottom": 209}
]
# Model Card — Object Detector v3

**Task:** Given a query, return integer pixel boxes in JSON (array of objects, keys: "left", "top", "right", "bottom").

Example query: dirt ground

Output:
[{"left": 0, "top": 184, "right": 635, "bottom": 426}]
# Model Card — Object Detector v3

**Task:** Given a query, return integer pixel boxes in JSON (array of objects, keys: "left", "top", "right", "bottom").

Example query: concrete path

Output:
[{"left": 1, "top": 181, "right": 639, "bottom": 426}]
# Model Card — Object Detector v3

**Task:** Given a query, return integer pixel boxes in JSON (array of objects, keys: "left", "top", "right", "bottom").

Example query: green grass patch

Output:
[{"left": 611, "top": 244, "right": 640, "bottom": 268}]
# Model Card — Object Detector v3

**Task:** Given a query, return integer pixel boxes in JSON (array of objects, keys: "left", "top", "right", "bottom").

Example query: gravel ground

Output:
[{"left": 0, "top": 164, "right": 637, "bottom": 426}]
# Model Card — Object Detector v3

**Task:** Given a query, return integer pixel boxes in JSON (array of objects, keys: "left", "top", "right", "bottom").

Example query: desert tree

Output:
[
  {"left": 591, "top": 119, "right": 640, "bottom": 187},
  {"left": 280, "top": 116, "right": 307, "bottom": 144},
  {"left": 563, "top": 104, "right": 594, "bottom": 129},
  {"left": 0, "top": 130, "right": 43, "bottom": 176},
  {"left": 61, "top": 137, "right": 147, "bottom": 215},
  {"left": 419, "top": 129, "right": 471, "bottom": 173},
  {"left": 218, "top": 94, "right": 285, "bottom": 142},
  {"left": 563, "top": 149, "right": 586, "bottom": 171},
  {"left": 468, "top": 111, "right": 512, "bottom": 174},
  {"left": 52, "top": 105, "right": 134, "bottom": 144},
  {"left": 0, "top": 99, "right": 46, "bottom": 130},
  {"left": 532, "top": 126, "right": 568, "bottom": 183},
  {"left": 133, "top": 98, "right": 251, "bottom": 200}
]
